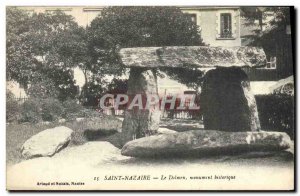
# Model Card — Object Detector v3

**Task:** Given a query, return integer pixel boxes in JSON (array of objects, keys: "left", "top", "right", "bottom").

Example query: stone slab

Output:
[
  {"left": 121, "top": 130, "right": 292, "bottom": 158},
  {"left": 119, "top": 46, "right": 266, "bottom": 68}
]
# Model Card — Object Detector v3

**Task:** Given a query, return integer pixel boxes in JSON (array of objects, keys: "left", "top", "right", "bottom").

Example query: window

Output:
[
  {"left": 258, "top": 56, "right": 277, "bottom": 69},
  {"left": 265, "top": 56, "right": 277, "bottom": 69},
  {"left": 220, "top": 13, "right": 232, "bottom": 38},
  {"left": 188, "top": 14, "right": 197, "bottom": 24}
]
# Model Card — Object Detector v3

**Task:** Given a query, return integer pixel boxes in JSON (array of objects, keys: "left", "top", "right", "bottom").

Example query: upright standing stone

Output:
[
  {"left": 122, "top": 68, "right": 161, "bottom": 140},
  {"left": 200, "top": 67, "right": 260, "bottom": 132}
]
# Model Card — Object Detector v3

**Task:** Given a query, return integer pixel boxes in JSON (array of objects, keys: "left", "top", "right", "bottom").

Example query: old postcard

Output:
[{"left": 6, "top": 6, "right": 295, "bottom": 191}]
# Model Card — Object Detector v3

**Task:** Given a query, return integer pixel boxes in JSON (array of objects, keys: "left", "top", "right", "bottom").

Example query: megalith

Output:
[
  {"left": 119, "top": 46, "right": 266, "bottom": 141},
  {"left": 200, "top": 67, "right": 261, "bottom": 132},
  {"left": 121, "top": 68, "right": 161, "bottom": 140}
]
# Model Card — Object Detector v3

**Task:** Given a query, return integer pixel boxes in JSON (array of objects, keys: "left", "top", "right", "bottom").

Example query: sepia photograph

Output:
[{"left": 5, "top": 5, "right": 295, "bottom": 191}]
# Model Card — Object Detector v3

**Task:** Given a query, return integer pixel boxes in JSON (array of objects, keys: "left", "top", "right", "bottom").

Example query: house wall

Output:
[
  {"left": 181, "top": 7, "right": 241, "bottom": 47},
  {"left": 19, "top": 6, "right": 103, "bottom": 27},
  {"left": 6, "top": 81, "right": 28, "bottom": 98}
]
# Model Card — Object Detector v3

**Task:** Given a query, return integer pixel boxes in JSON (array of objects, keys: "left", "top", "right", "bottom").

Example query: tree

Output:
[
  {"left": 240, "top": 7, "right": 291, "bottom": 46},
  {"left": 160, "top": 67, "right": 204, "bottom": 91},
  {"left": 241, "top": 7, "right": 293, "bottom": 78},
  {"left": 6, "top": 7, "right": 85, "bottom": 100},
  {"left": 81, "top": 74, "right": 109, "bottom": 106},
  {"left": 88, "top": 6, "right": 204, "bottom": 87},
  {"left": 7, "top": 7, "right": 34, "bottom": 87},
  {"left": 107, "top": 78, "right": 128, "bottom": 95}
]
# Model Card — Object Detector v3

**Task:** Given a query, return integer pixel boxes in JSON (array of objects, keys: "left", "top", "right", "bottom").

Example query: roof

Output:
[{"left": 180, "top": 6, "right": 240, "bottom": 10}]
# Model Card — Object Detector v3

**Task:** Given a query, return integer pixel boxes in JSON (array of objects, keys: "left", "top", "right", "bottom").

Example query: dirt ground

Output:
[
  {"left": 7, "top": 141, "right": 294, "bottom": 190},
  {"left": 6, "top": 117, "right": 294, "bottom": 190}
]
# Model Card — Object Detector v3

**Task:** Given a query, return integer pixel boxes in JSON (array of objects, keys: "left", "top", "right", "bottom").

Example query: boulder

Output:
[
  {"left": 122, "top": 68, "right": 161, "bottom": 140},
  {"left": 157, "top": 127, "right": 177, "bottom": 134},
  {"left": 200, "top": 67, "right": 260, "bottom": 132},
  {"left": 121, "top": 130, "right": 292, "bottom": 158},
  {"left": 21, "top": 126, "right": 73, "bottom": 159},
  {"left": 39, "top": 121, "right": 51, "bottom": 125},
  {"left": 76, "top": 118, "right": 85, "bottom": 122},
  {"left": 119, "top": 46, "right": 266, "bottom": 68},
  {"left": 58, "top": 118, "right": 66, "bottom": 123}
]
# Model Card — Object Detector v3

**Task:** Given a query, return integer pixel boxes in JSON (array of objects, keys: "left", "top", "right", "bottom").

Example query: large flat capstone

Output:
[
  {"left": 121, "top": 130, "right": 292, "bottom": 158},
  {"left": 120, "top": 46, "right": 266, "bottom": 68},
  {"left": 21, "top": 126, "right": 73, "bottom": 159}
]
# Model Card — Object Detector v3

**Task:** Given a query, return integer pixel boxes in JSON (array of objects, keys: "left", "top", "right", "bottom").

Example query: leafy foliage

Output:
[
  {"left": 160, "top": 67, "right": 204, "bottom": 91},
  {"left": 62, "top": 99, "right": 84, "bottom": 120},
  {"left": 240, "top": 7, "right": 291, "bottom": 47},
  {"left": 20, "top": 98, "right": 43, "bottom": 123},
  {"left": 40, "top": 98, "right": 65, "bottom": 122},
  {"left": 88, "top": 6, "right": 205, "bottom": 87},
  {"left": 80, "top": 75, "right": 109, "bottom": 106},
  {"left": 107, "top": 78, "right": 128, "bottom": 94},
  {"left": 256, "top": 94, "right": 294, "bottom": 138},
  {"left": 6, "top": 90, "right": 21, "bottom": 122},
  {"left": 6, "top": 7, "right": 84, "bottom": 100},
  {"left": 20, "top": 98, "right": 65, "bottom": 123},
  {"left": 6, "top": 7, "right": 33, "bottom": 87},
  {"left": 26, "top": 78, "right": 59, "bottom": 99},
  {"left": 7, "top": 7, "right": 206, "bottom": 102}
]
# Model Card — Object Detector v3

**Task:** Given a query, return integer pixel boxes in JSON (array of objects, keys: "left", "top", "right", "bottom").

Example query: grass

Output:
[
  {"left": 6, "top": 115, "right": 123, "bottom": 166},
  {"left": 7, "top": 114, "right": 207, "bottom": 166}
]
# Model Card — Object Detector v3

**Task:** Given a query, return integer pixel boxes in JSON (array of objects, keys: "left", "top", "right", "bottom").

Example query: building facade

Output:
[{"left": 181, "top": 7, "right": 241, "bottom": 47}]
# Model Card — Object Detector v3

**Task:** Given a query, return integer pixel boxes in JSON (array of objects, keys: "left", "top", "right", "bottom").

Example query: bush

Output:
[
  {"left": 19, "top": 97, "right": 102, "bottom": 123},
  {"left": 20, "top": 98, "right": 42, "bottom": 123},
  {"left": 27, "top": 79, "right": 59, "bottom": 100},
  {"left": 6, "top": 90, "right": 21, "bottom": 122},
  {"left": 62, "top": 99, "right": 84, "bottom": 120},
  {"left": 256, "top": 94, "right": 294, "bottom": 139},
  {"left": 20, "top": 97, "right": 64, "bottom": 123},
  {"left": 40, "top": 98, "right": 64, "bottom": 121},
  {"left": 77, "top": 108, "right": 102, "bottom": 118}
]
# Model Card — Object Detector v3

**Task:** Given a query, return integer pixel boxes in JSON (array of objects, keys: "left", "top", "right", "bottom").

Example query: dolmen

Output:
[{"left": 118, "top": 46, "right": 293, "bottom": 158}]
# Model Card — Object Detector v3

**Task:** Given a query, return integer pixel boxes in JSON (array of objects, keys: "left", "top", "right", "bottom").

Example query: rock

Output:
[
  {"left": 119, "top": 46, "right": 266, "bottom": 68},
  {"left": 58, "top": 118, "right": 66, "bottom": 123},
  {"left": 117, "top": 117, "right": 124, "bottom": 121},
  {"left": 122, "top": 68, "right": 161, "bottom": 140},
  {"left": 21, "top": 126, "right": 73, "bottom": 159},
  {"left": 76, "top": 118, "right": 85, "bottom": 122},
  {"left": 39, "top": 121, "right": 51, "bottom": 125},
  {"left": 7, "top": 140, "right": 293, "bottom": 190},
  {"left": 157, "top": 128, "right": 177, "bottom": 134},
  {"left": 200, "top": 67, "right": 260, "bottom": 132},
  {"left": 121, "top": 130, "right": 292, "bottom": 158},
  {"left": 53, "top": 142, "right": 129, "bottom": 165}
]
